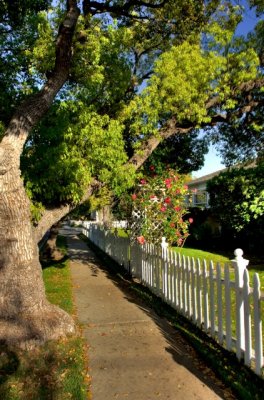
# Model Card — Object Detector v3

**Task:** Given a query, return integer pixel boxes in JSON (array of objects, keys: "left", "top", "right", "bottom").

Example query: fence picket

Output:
[
  {"left": 191, "top": 258, "right": 197, "bottom": 323},
  {"left": 196, "top": 259, "right": 202, "bottom": 326},
  {"left": 167, "top": 250, "right": 171, "bottom": 303},
  {"left": 202, "top": 260, "right": 209, "bottom": 331},
  {"left": 186, "top": 257, "right": 191, "bottom": 318},
  {"left": 173, "top": 250, "right": 177, "bottom": 308},
  {"left": 209, "top": 261, "right": 215, "bottom": 338},
  {"left": 253, "top": 274, "right": 263, "bottom": 375},
  {"left": 170, "top": 250, "right": 174, "bottom": 304},
  {"left": 182, "top": 256, "right": 187, "bottom": 315},
  {"left": 177, "top": 253, "right": 182, "bottom": 310},
  {"left": 243, "top": 269, "right": 252, "bottom": 367},
  {"left": 154, "top": 245, "right": 159, "bottom": 294},
  {"left": 235, "top": 265, "right": 244, "bottom": 360},
  {"left": 216, "top": 263, "right": 223, "bottom": 345},
  {"left": 161, "top": 246, "right": 166, "bottom": 299},
  {"left": 224, "top": 264, "right": 232, "bottom": 350},
  {"left": 172, "top": 251, "right": 177, "bottom": 309}
]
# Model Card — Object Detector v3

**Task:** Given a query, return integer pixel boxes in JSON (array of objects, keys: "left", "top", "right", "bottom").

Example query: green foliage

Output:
[
  {"left": 250, "top": 0, "right": 264, "bottom": 16},
  {"left": 25, "top": 10, "right": 56, "bottom": 76},
  {"left": 0, "top": 2, "right": 51, "bottom": 126},
  {"left": 123, "top": 42, "right": 224, "bottom": 137},
  {"left": 21, "top": 103, "right": 92, "bottom": 205},
  {"left": 0, "top": 1, "right": 51, "bottom": 27},
  {"left": 122, "top": 32, "right": 259, "bottom": 147},
  {"left": 207, "top": 163, "right": 264, "bottom": 231},
  {"left": 1, "top": 0, "right": 262, "bottom": 219},
  {"left": 71, "top": 18, "right": 133, "bottom": 108},
  {"left": 21, "top": 101, "right": 136, "bottom": 206}
]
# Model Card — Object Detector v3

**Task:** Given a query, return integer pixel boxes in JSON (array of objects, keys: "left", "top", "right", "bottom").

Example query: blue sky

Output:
[{"left": 194, "top": 1, "right": 260, "bottom": 178}]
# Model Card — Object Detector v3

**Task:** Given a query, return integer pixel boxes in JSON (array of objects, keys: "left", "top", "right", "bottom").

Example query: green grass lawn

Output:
[
  {"left": 172, "top": 246, "right": 264, "bottom": 292},
  {"left": 172, "top": 245, "right": 264, "bottom": 351},
  {"left": 0, "top": 236, "right": 90, "bottom": 400}
]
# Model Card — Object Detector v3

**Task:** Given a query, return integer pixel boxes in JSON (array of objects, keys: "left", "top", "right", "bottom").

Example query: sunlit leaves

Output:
[
  {"left": 123, "top": 42, "right": 225, "bottom": 137},
  {"left": 25, "top": 11, "right": 56, "bottom": 76},
  {"left": 21, "top": 102, "right": 135, "bottom": 207},
  {"left": 207, "top": 163, "right": 264, "bottom": 232}
]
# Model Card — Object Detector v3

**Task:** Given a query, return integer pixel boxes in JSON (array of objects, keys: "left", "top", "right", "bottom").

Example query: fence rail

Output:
[{"left": 80, "top": 222, "right": 264, "bottom": 376}]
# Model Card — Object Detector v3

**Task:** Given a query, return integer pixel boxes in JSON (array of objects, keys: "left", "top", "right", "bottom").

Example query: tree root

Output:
[{"left": 0, "top": 303, "right": 75, "bottom": 348}]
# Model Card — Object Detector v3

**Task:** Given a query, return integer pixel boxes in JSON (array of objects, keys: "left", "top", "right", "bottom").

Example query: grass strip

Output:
[
  {"left": 0, "top": 235, "right": 90, "bottom": 400},
  {"left": 80, "top": 233, "right": 264, "bottom": 400},
  {"left": 172, "top": 246, "right": 264, "bottom": 290}
]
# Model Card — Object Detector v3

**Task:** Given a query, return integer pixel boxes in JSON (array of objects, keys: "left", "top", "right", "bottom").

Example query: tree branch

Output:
[
  {"left": 34, "top": 179, "right": 100, "bottom": 243},
  {"left": 83, "top": 0, "right": 167, "bottom": 16},
  {"left": 127, "top": 77, "right": 264, "bottom": 169},
  {"left": 4, "top": 1, "right": 80, "bottom": 142}
]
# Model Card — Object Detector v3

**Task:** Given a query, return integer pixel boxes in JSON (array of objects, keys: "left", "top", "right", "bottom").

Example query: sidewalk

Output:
[{"left": 63, "top": 228, "right": 235, "bottom": 400}]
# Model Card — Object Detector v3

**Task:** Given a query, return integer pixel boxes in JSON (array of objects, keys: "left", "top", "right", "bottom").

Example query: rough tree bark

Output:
[{"left": 0, "top": 1, "right": 80, "bottom": 346}]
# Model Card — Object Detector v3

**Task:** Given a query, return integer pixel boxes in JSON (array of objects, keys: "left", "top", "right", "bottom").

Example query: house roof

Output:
[
  {"left": 188, "top": 167, "right": 227, "bottom": 186},
  {"left": 188, "top": 161, "right": 256, "bottom": 187}
]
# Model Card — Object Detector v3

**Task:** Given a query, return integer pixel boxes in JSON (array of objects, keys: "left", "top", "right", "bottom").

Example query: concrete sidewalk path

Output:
[{"left": 63, "top": 228, "right": 235, "bottom": 400}]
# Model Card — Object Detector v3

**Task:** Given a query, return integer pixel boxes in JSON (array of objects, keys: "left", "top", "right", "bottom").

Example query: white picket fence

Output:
[{"left": 80, "top": 222, "right": 264, "bottom": 377}]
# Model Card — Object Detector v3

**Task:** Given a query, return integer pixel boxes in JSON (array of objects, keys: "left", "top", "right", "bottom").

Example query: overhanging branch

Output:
[{"left": 83, "top": 0, "right": 168, "bottom": 16}]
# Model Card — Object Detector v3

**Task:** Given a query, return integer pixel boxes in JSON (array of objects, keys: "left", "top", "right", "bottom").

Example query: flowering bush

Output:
[{"left": 129, "top": 168, "right": 192, "bottom": 246}]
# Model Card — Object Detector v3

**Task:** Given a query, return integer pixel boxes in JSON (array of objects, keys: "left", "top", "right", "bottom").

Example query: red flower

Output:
[
  {"left": 189, "top": 218, "right": 194, "bottom": 224},
  {"left": 174, "top": 206, "right": 181, "bottom": 212},
  {"left": 137, "top": 236, "right": 145, "bottom": 245},
  {"left": 140, "top": 179, "right": 146, "bottom": 185},
  {"left": 160, "top": 206, "right": 166, "bottom": 212},
  {"left": 177, "top": 238, "right": 183, "bottom": 246},
  {"left": 175, "top": 189, "right": 181, "bottom": 194},
  {"left": 184, "top": 185, "right": 188, "bottom": 190},
  {"left": 131, "top": 194, "right": 137, "bottom": 201},
  {"left": 164, "top": 197, "right": 171, "bottom": 204},
  {"left": 170, "top": 222, "right": 175, "bottom": 228},
  {"left": 149, "top": 165, "right": 155, "bottom": 171},
  {"left": 164, "top": 178, "right": 172, "bottom": 185}
]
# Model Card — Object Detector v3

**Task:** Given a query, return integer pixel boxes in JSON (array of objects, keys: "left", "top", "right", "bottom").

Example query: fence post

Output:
[{"left": 231, "top": 248, "right": 249, "bottom": 358}]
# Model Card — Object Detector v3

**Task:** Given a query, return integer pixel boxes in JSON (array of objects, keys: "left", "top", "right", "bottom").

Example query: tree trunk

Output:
[
  {"left": 0, "top": 135, "right": 75, "bottom": 346},
  {"left": 0, "top": 1, "right": 80, "bottom": 346},
  {"left": 34, "top": 181, "right": 97, "bottom": 244},
  {"left": 41, "top": 222, "right": 65, "bottom": 261}
]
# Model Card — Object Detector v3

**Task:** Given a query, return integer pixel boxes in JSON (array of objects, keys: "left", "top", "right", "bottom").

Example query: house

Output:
[
  {"left": 187, "top": 168, "right": 226, "bottom": 208},
  {"left": 187, "top": 162, "right": 256, "bottom": 208}
]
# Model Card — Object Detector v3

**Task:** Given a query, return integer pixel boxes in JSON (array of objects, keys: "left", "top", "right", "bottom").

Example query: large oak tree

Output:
[{"left": 0, "top": 0, "right": 263, "bottom": 345}]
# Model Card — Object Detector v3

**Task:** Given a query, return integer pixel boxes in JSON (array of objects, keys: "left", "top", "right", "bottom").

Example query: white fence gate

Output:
[{"left": 80, "top": 222, "right": 264, "bottom": 376}]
